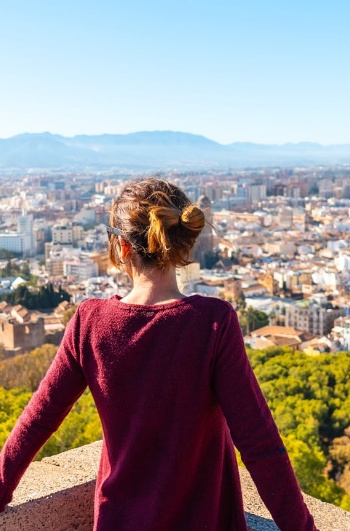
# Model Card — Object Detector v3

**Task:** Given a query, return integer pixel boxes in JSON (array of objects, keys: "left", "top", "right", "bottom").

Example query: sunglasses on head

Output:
[{"left": 105, "top": 225, "right": 124, "bottom": 240}]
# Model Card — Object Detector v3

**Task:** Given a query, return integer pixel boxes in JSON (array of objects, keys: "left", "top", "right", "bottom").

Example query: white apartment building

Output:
[
  {"left": 331, "top": 316, "right": 350, "bottom": 351},
  {"left": 17, "top": 212, "right": 34, "bottom": 235},
  {"left": 285, "top": 300, "right": 344, "bottom": 336},
  {"left": 0, "top": 212, "right": 34, "bottom": 256},
  {"left": 52, "top": 223, "right": 83, "bottom": 245},
  {"left": 63, "top": 259, "right": 98, "bottom": 281},
  {"left": 0, "top": 232, "right": 33, "bottom": 256},
  {"left": 277, "top": 206, "right": 293, "bottom": 228},
  {"left": 45, "top": 244, "right": 78, "bottom": 276}
]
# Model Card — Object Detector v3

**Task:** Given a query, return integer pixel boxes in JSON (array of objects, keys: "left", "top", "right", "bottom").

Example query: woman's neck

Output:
[{"left": 120, "top": 264, "right": 185, "bottom": 306}]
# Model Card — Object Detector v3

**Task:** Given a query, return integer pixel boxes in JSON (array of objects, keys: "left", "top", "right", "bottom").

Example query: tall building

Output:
[
  {"left": 277, "top": 206, "right": 293, "bottom": 228},
  {"left": 192, "top": 195, "right": 214, "bottom": 268},
  {"left": 52, "top": 223, "right": 83, "bottom": 246},
  {"left": 285, "top": 300, "right": 344, "bottom": 336},
  {"left": 0, "top": 211, "right": 34, "bottom": 256},
  {"left": 17, "top": 212, "right": 34, "bottom": 235},
  {"left": 247, "top": 184, "right": 266, "bottom": 204}
]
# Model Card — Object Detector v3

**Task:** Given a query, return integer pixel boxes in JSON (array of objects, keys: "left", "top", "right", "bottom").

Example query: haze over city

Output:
[{"left": 1, "top": 0, "right": 349, "bottom": 145}]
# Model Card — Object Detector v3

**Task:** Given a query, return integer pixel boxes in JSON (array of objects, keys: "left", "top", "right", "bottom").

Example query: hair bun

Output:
[{"left": 180, "top": 205, "right": 205, "bottom": 233}]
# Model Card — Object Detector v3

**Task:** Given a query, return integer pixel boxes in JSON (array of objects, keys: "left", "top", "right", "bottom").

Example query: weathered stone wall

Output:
[{"left": 0, "top": 441, "right": 349, "bottom": 530}]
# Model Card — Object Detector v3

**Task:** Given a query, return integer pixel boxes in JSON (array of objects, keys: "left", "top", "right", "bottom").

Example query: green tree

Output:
[
  {"left": 245, "top": 347, "right": 350, "bottom": 509},
  {"left": 20, "top": 261, "right": 31, "bottom": 280},
  {"left": 2, "top": 283, "right": 70, "bottom": 310},
  {"left": 0, "top": 250, "right": 20, "bottom": 260},
  {"left": 63, "top": 305, "right": 78, "bottom": 326},
  {"left": 0, "top": 388, "right": 102, "bottom": 458},
  {"left": 0, "top": 388, "right": 33, "bottom": 448},
  {"left": 36, "top": 390, "right": 102, "bottom": 458},
  {"left": 0, "top": 344, "right": 57, "bottom": 391},
  {"left": 238, "top": 306, "right": 269, "bottom": 334}
]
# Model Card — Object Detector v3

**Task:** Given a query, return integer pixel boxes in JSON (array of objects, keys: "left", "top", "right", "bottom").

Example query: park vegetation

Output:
[
  {"left": 247, "top": 346, "right": 350, "bottom": 511},
  {"left": 0, "top": 343, "right": 349, "bottom": 511},
  {"left": 1, "top": 282, "right": 70, "bottom": 310},
  {"left": 0, "top": 260, "right": 70, "bottom": 309},
  {"left": 0, "top": 259, "right": 35, "bottom": 283},
  {"left": 0, "top": 344, "right": 102, "bottom": 459}
]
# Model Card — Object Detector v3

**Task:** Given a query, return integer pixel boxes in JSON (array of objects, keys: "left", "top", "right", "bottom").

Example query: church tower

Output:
[{"left": 192, "top": 195, "right": 214, "bottom": 268}]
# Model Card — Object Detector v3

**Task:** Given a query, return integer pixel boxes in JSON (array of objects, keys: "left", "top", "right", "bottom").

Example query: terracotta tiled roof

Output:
[
  {"left": 272, "top": 336, "right": 301, "bottom": 347},
  {"left": 252, "top": 325, "right": 301, "bottom": 337}
]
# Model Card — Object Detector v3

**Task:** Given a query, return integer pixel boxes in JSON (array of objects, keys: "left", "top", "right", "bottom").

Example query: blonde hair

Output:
[{"left": 109, "top": 178, "right": 206, "bottom": 270}]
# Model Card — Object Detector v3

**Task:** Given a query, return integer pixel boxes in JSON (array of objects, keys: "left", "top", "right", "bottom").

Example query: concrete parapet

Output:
[{"left": 1, "top": 440, "right": 349, "bottom": 530}]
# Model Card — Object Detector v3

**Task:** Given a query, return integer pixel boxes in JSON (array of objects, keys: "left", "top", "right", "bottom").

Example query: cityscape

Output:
[
  {"left": 0, "top": 161, "right": 350, "bottom": 357},
  {"left": 1, "top": 0, "right": 350, "bottom": 527},
  {"left": 1, "top": 155, "right": 350, "bottom": 524}
]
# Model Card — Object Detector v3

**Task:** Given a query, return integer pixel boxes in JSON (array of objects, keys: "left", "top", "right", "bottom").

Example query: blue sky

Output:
[{"left": 0, "top": 0, "right": 349, "bottom": 144}]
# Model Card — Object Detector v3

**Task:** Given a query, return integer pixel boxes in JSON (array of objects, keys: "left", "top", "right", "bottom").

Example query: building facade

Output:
[
  {"left": 52, "top": 223, "right": 83, "bottom": 245},
  {"left": 0, "top": 302, "right": 45, "bottom": 354},
  {"left": 285, "top": 300, "right": 345, "bottom": 336},
  {"left": 331, "top": 316, "right": 350, "bottom": 351},
  {"left": 63, "top": 259, "right": 98, "bottom": 281},
  {"left": 192, "top": 195, "right": 214, "bottom": 268},
  {"left": 0, "top": 212, "right": 34, "bottom": 256}
]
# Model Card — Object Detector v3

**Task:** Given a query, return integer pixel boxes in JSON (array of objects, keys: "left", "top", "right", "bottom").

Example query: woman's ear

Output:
[{"left": 118, "top": 237, "right": 133, "bottom": 261}]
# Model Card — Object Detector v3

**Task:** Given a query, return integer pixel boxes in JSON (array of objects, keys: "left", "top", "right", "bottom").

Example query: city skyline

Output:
[{"left": 1, "top": 0, "right": 349, "bottom": 145}]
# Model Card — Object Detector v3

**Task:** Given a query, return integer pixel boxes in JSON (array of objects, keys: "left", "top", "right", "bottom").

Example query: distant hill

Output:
[{"left": 0, "top": 131, "right": 350, "bottom": 170}]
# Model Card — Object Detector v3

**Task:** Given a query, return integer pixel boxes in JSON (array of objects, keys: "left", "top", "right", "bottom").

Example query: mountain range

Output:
[{"left": 0, "top": 131, "right": 350, "bottom": 170}]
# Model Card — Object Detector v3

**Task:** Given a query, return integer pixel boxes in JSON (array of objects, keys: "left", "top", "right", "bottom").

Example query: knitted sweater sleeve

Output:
[
  {"left": 0, "top": 306, "right": 87, "bottom": 512},
  {"left": 212, "top": 305, "right": 318, "bottom": 531}
]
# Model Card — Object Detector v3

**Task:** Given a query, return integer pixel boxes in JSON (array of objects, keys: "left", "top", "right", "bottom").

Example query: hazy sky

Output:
[{"left": 0, "top": 0, "right": 349, "bottom": 144}]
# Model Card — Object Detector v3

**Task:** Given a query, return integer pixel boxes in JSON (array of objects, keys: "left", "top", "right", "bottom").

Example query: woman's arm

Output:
[
  {"left": 0, "top": 307, "right": 87, "bottom": 511},
  {"left": 212, "top": 305, "right": 318, "bottom": 531}
]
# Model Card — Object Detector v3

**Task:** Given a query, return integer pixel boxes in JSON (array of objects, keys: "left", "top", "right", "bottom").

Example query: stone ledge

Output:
[{"left": 1, "top": 441, "right": 349, "bottom": 530}]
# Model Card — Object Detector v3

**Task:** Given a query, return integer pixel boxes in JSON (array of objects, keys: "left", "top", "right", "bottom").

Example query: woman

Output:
[{"left": 0, "top": 178, "right": 318, "bottom": 530}]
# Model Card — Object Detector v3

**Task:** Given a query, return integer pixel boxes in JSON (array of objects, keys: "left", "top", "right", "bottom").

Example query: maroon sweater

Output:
[{"left": 0, "top": 295, "right": 317, "bottom": 530}]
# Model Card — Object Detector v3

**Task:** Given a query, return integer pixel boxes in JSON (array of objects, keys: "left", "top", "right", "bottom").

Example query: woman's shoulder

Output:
[
  {"left": 189, "top": 294, "right": 237, "bottom": 319},
  {"left": 76, "top": 296, "right": 119, "bottom": 319},
  {"left": 76, "top": 294, "right": 236, "bottom": 321}
]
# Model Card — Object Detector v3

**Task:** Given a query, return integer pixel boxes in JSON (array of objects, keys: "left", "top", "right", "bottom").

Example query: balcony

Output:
[{"left": 0, "top": 440, "right": 349, "bottom": 530}]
